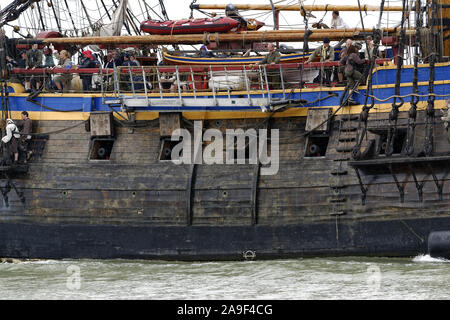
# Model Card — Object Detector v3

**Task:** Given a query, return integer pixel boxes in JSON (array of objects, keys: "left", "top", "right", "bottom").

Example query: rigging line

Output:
[
  {"left": 63, "top": 0, "right": 78, "bottom": 35},
  {"left": 159, "top": 0, "right": 169, "bottom": 20},
  {"left": 35, "top": 0, "right": 46, "bottom": 31},
  {"left": 28, "top": 4, "right": 37, "bottom": 34},
  {"left": 137, "top": 0, "right": 147, "bottom": 20},
  {"left": 80, "top": 0, "right": 95, "bottom": 33},
  {"left": 99, "top": 0, "right": 112, "bottom": 22},
  {"left": 141, "top": 0, "right": 151, "bottom": 20},
  {"left": 145, "top": 2, "right": 163, "bottom": 20},
  {"left": 49, "top": 0, "right": 62, "bottom": 33}
]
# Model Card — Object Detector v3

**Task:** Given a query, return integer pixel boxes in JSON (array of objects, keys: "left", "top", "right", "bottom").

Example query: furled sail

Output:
[{"left": 92, "top": 0, "right": 128, "bottom": 37}]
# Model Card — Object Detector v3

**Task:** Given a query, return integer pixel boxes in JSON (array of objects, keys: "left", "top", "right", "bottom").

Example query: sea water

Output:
[{"left": 0, "top": 255, "right": 449, "bottom": 300}]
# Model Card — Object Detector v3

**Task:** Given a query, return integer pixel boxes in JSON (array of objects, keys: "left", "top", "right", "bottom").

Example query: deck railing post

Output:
[
  {"left": 175, "top": 66, "right": 183, "bottom": 105},
  {"left": 258, "top": 65, "right": 265, "bottom": 100},
  {"left": 209, "top": 65, "right": 217, "bottom": 106},
  {"left": 156, "top": 67, "right": 163, "bottom": 99},
  {"left": 129, "top": 67, "right": 136, "bottom": 96},
  {"left": 100, "top": 67, "right": 105, "bottom": 105},
  {"left": 142, "top": 66, "right": 149, "bottom": 106},
  {"left": 243, "top": 66, "right": 252, "bottom": 106},
  {"left": 263, "top": 65, "right": 271, "bottom": 105},
  {"left": 190, "top": 67, "right": 197, "bottom": 99},
  {"left": 224, "top": 66, "right": 231, "bottom": 100},
  {"left": 279, "top": 64, "right": 285, "bottom": 100}
]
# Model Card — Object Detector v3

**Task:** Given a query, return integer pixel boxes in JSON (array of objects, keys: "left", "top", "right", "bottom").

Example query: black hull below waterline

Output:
[{"left": 1, "top": 216, "right": 450, "bottom": 260}]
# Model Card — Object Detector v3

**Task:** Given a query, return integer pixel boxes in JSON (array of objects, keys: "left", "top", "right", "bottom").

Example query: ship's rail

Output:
[{"left": 8, "top": 59, "right": 390, "bottom": 110}]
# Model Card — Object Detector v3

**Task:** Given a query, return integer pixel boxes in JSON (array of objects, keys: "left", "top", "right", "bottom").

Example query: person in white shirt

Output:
[
  {"left": 330, "top": 11, "right": 349, "bottom": 29},
  {"left": 2, "top": 119, "right": 21, "bottom": 163}
]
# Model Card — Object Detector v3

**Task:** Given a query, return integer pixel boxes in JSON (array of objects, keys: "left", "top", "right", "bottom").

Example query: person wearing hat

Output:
[
  {"left": 2, "top": 119, "right": 21, "bottom": 164},
  {"left": 75, "top": 50, "right": 97, "bottom": 92},
  {"left": 120, "top": 52, "right": 139, "bottom": 91},
  {"left": 307, "top": 38, "right": 335, "bottom": 86},
  {"left": 200, "top": 45, "right": 214, "bottom": 58}
]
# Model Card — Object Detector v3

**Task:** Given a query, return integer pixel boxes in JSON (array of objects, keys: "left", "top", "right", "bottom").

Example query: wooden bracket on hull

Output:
[
  {"left": 349, "top": 155, "right": 450, "bottom": 204},
  {"left": 388, "top": 164, "right": 405, "bottom": 203}
]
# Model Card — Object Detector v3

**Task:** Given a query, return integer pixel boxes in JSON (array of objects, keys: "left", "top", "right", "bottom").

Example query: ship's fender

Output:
[{"left": 428, "top": 231, "right": 450, "bottom": 260}]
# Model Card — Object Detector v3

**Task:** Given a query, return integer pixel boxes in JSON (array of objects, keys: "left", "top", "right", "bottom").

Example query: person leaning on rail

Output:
[
  {"left": 25, "top": 43, "right": 43, "bottom": 93},
  {"left": 257, "top": 43, "right": 281, "bottom": 90},
  {"left": 52, "top": 49, "right": 74, "bottom": 93},
  {"left": 307, "top": 37, "right": 334, "bottom": 87}
]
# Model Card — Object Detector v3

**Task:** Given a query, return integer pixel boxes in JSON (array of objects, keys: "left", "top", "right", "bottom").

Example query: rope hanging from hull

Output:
[
  {"left": 405, "top": 0, "right": 423, "bottom": 156},
  {"left": 423, "top": 0, "right": 437, "bottom": 156},
  {"left": 385, "top": 0, "right": 408, "bottom": 157},
  {"left": 352, "top": 0, "right": 385, "bottom": 160}
]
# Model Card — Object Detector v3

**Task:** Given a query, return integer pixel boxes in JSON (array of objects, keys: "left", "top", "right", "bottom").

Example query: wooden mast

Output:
[
  {"left": 192, "top": 4, "right": 406, "bottom": 13},
  {"left": 24, "top": 28, "right": 415, "bottom": 46}
]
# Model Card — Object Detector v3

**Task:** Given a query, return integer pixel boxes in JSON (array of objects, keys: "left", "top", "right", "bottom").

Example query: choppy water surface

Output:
[{"left": 0, "top": 255, "right": 449, "bottom": 299}]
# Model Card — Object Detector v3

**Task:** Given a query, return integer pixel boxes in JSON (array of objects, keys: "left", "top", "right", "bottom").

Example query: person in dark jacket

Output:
[
  {"left": 76, "top": 50, "right": 97, "bottom": 92},
  {"left": 25, "top": 44, "right": 43, "bottom": 92},
  {"left": 340, "top": 45, "right": 365, "bottom": 103},
  {"left": 6, "top": 51, "right": 27, "bottom": 86},
  {"left": 20, "top": 111, "right": 33, "bottom": 161},
  {"left": 105, "top": 49, "right": 123, "bottom": 68}
]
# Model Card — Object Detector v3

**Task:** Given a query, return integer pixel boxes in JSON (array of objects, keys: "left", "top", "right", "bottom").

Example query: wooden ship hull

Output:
[
  {"left": 1, "top": 0, "right": 450, "bottom": 261},
  {"left": 0, "top": 60, "right": 449, "bottom": 260}
]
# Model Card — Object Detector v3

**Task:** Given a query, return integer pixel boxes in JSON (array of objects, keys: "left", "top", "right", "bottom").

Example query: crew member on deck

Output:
[
  {"left": 330, "top": 11, "right": 349, "bottom": 29},
  {"left": 259, "top": 43, "right": 281, "bottom": 89},
  {"left": 441, "top": 100, "right": 450, "bottom": 143},
  {"left": 20, "top": 111, "right": 33, "bottom": 161},
  {"left": 25, "top": 44, "right": 43, "bottom": 93},
  {"left": 340, "top": 45, "right": 365, "bottom": 104},
  {"left": 2, "top": 119, "right": 21, "bottom": 164},
  {"left": 76, "top": 50, "right": 97, "bottom": 92},
  {"left": 52, "top": 50, "right": 73, "bottom": 93},
  {"left": 337, "top": 39, "right": 354, "bottom": 85},
  {"left": 307, "top": 37, "right": 335, "bottom": 86},
  {"left": 363, "top": 36, "right": 379, "bottom": 60}
]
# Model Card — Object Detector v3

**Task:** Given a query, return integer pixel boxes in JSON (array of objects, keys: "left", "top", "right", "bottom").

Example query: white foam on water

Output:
[{"left": 412, "top": 254, "right": 450, "bottom": 263}]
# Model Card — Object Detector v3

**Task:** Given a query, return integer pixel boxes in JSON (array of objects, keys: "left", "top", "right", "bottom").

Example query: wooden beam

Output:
[
  {"left": 33, "top": 29, "right": 415, "bottom": 46},
  {"left": 194, "top": 4, "right": 406, "bottom": 12}
]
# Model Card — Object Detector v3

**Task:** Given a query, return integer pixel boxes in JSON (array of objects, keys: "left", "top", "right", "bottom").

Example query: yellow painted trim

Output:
[
  {"left": 372, "top": 61, "right": 450, "bottom": 71},
  {"left": 7, "top": 83, "right": 25, "bottom": 93}
]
